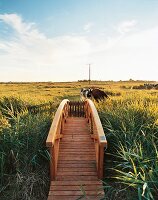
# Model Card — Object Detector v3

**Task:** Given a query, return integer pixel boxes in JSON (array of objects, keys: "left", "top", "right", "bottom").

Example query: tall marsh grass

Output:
[
  {"left": 0, "top": 82, "right": 158, "bottom": 199},
  {"left": 0, "top": 97, "right": 56, "bottom": 200},
  {"left": 97, "top": 92, "right": 158, "bottom": 199}
]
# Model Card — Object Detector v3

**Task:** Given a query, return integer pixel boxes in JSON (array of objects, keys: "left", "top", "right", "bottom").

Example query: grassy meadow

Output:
[{"left": 0, "top": 81, "right": 158, "bottom": 200}]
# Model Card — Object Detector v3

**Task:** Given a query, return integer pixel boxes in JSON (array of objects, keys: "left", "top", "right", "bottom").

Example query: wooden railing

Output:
[
  {"left": 46, "top": 99, "right": 107, "bottom": 180},
  {"left": 46, "top": 99, "right": 69, "bottom": 180},
  {"left": 85, "top": 99, "right": 107, "bottom": 179},
  {"left": 68, "top": 101, "right": 85, "bottom": 117}
]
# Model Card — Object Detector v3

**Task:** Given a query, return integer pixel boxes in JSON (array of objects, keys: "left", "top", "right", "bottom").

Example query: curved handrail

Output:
[
  {"left": 46, "top": 99, "right": 69, "bottom": 147},
  {"left": 46, "top": 99, "right": 69, "bottom": 180},
  {"left": 85, "top": 99, "right": 107, "bottom": 178},
  {"left": 85, "top": 99, "right": 107, "bottom": 144}
]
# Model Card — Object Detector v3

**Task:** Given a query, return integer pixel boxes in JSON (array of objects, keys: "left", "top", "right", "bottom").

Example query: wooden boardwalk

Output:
[{"left": 46, "top": 100, "right": 107, "bottom": 200}]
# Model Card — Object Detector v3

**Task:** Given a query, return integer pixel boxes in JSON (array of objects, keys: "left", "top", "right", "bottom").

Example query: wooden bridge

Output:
[{"left": 46, "top": 99, "right": 107, "bottom": 200}]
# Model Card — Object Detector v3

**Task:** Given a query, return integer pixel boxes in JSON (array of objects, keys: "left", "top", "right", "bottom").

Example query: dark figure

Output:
[
  {"left": 80, "top": 88, "right": 108, "bottom": 102},
  {"left": 90, "top": 88, "right": 108, "bottom": 102}
]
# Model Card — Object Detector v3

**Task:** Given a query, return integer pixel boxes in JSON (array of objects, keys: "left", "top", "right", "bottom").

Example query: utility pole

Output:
[{"left": 88, "top": 64, "right": 91, "bottom": 85}]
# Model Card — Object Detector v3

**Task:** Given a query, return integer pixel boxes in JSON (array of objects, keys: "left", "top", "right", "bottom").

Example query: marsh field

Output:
[{"left": 0, "top": 81, "right": 158, "bottom": 200}]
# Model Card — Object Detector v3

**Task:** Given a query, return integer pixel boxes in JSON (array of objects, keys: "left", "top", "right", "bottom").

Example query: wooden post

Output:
[
  {"left": 49, "top": 146, "right": 56, "bottom": 180},
  {"left": 98, "top": 144, "right": 105, "bottom": 179}
]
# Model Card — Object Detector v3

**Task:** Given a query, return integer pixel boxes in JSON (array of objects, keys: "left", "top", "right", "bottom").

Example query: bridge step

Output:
[
  {"left": 48, "top": 117, "right": 105, "bottom": 200},
  {"left": 48, "top": 181, "right": 104, "bottom": 200}
]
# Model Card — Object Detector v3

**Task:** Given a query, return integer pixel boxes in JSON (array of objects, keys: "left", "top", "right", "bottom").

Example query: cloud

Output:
[
  {"left": 0, "top": 13, "right": 31, "bottom": 34},
  {"left": 0, "top": 14, "right": 157, "bottom": 81},
  {"left": 0, "top": 14, "right": 92, "bottom": 81},
  {"left": 117, "top": 20, "right": 137, "bottom": 34},
  {"left": 90, "top": 25, "right": 158, "bottom": 81},
  {"left": 0, "top": 13, "right": 45, "bottom": 40},
  {"left": 83, "top": 22, "right": 94, "bottom": 33}
]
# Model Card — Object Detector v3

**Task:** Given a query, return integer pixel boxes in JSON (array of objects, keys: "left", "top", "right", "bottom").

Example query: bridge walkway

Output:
[{"left": 46, "top": 100, "right": 107, "bottom": 200}]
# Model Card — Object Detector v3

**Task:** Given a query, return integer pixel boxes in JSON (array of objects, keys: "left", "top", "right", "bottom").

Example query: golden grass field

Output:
[
  {"left": 0, "top": 80, "right": 157, "bottom": 101},
  {"left": 0, "top": 81, "right": 158, "bottom": 200}
]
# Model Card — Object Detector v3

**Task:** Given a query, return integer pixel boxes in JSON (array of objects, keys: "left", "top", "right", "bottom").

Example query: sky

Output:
[{"left": 0, "top": 0, "right": 158, "bottom": 82}]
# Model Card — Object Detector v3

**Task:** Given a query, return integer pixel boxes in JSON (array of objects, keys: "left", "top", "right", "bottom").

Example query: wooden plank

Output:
[
  {"left": 62, "top": 134, "right": 91, "bottom": 137},
  {"left": 58, "top": 160, "right": 96, "bottom": 164},
  {"left": 60, "top": 146, "right": 94, "bottom": 149},
  {"left": 59, "top": 149, "right": 94, "bottom": 152},
  {"left": 60, "top": 144, "right": 94, "bottom": 147},
  {"left": 48, "top": 195, "right": 104, "bottom": 200},
  {"left": 64, "top": 129, "right": 89, "bottom": 131},
  {"left": 60, "top": 142, "right": 94, "bottom": 145},
  {"left": 57, "top": 171, "right": 97, "bottom": 176},
  {"left": 64, "top": 123, "right": 87, "bottom": 125},
  {"left": 61, "top": 138, "right": 92, "bottom": 142},
  {"left": 63, "top": 132, "right": 89, "bottom": 134},
  {"left": 57, "top": 163, "right": 96, "bottom": 168},
  {"left": 63, "top": 133, "right": 89, "bottom": 136},
  {"left": 63, "top": 133, "right": 90, "bottom": 135},
  {"left": 64, "top": 119, "right": 87, "bottom": 122},
  {"left": 57, "top": 168, "right": 96, "bottom": 172},
  {"left": 64, "top": 125, "right": 87, "bottom": 127},
  {"left": 59, "top": 153, "right": 95, "bottom": 156},
  {"left": 56, "top": 176, "right": 98, "bottom": 181},
  {"left": 51, "top": 180, "right": 103, "bottom": 186},
  {"left": 65, "top": 120, "right": 86, "bottom": 122},
  {"left": 49, "top": 190, "right": 104, "bottom": 195},
  {"left": 59, "top": 156, "right": 95, "bottom": 161},
  {"left": 60, "top": 145, "right": 94, "bottom": 148},
  {"left": 63, "top": 131, "right": 90, "bottom": 134},
  {"left": 59, "top": 152, "right": 95, "bottom": 155},
  {"left": 50, "top": 185, "right": 104, "bottom": 191},
  {"left": 59, "top": 149, "right": 95, "bottom": 152},
  {"left": 60, "top": 145, "right": 94, "bottom": 149}
]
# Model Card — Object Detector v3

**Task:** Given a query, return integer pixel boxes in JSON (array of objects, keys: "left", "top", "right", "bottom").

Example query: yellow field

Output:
[
  {"left": 0, "top": 81, "right": 158, "bottom": 200},
  {"left": 0, "top": 80, "right": 157, "bottom": 102}
]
